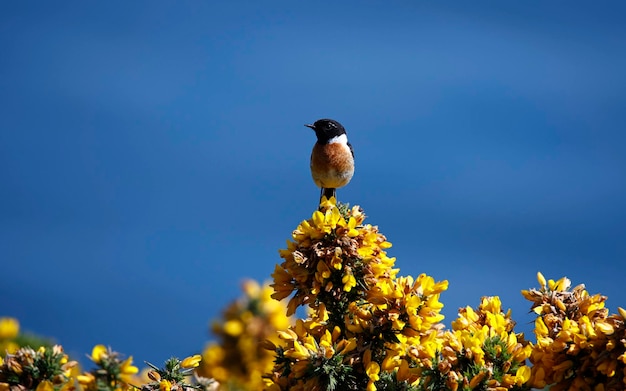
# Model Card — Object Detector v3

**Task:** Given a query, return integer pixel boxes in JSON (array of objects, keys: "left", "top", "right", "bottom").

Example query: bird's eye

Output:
[{"left": 327, "top": 122, "right": 336, "bottom": 129}]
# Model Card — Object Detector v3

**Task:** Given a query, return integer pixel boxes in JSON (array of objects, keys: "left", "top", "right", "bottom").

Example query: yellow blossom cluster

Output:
[
  {"left": 522, "top": 272, "right": 626, "bottom": 391},
  {"left": 421, "top": 296, "right": 532, "bottom": 391},
  {"left": 78, "top": 345, "right": 214, "bottom": 391},
  {"left": 141, "top": 354, "right": 216, "bottom": 391},
  {"left": 0, "top": 344, "right": 77, "bottom": 391},
  {"left": 77, "top": 344, "right": 139, "bottom": 391},
  {"left": 0, "top": 336, "right": 215, "bottom": 391},
  {"left": 272, "top": 199, "right": 385, "bottom": 317},
  {"left": 197, "top": 280, "right": 292, "bottom": 391},
  {"left": 266, "top": 198, "right": 448, "bottom": 391}
]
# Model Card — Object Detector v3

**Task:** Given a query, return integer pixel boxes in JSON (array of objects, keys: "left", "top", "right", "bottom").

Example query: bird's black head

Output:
[{"left": 305, "top": 119, "right": 346, "bottom": 143}]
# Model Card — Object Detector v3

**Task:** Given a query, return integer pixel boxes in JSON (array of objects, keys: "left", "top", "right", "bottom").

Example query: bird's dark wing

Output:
[{"left": 347, "top": 141, "right": 354, "bottom": 158}]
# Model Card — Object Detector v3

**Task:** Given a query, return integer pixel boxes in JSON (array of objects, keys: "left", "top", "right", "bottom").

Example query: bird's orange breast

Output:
[{"left": 310, "top": 142, "right": 355, "bottom": 189}]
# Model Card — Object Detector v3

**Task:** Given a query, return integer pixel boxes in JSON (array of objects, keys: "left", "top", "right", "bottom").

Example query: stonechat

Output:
[{"left": 305, "top": 119, "right": 354, "bottom": 202}]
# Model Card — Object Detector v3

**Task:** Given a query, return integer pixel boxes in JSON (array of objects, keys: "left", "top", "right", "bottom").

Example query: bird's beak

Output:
[{"left": 304, "top": 124, "right": 315, "bottom": 130}]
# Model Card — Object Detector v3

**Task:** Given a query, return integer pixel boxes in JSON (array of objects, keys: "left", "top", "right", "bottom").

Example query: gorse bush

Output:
[
  {"left": 263, "top": 198, "right": 625, "bottom": 391},
  {"left": 1, "top": 198, "right": 625, "bottom": 391},
  {"left": 197, "top": 280, "right": 292, "bottom": 391}
]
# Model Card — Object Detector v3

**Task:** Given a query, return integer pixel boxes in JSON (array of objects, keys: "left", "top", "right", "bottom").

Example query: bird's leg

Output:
[{"left": 323, "top": 188, "right": 336, "bottom": 201}]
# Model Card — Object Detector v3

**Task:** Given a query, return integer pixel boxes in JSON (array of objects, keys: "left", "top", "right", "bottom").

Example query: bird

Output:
[{"left": 305, "top": 118, "right": 355, "bottom": 203}]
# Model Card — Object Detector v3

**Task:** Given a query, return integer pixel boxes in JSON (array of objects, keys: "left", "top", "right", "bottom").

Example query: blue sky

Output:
[{"left": 1, "top": 1, "right": 625, "bottom": 366}]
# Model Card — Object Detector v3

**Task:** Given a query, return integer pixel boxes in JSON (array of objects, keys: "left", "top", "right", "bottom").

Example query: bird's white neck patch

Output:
[{"left": 327, "top": 133, "right": 348, "bottom": 144}]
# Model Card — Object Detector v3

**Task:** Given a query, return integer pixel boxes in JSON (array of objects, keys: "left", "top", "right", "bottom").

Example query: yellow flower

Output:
[
  {"left": 242, "top": 279, "right": 261, "bottom": 298},
  {"left": 337, "top": 338, "right": 357, "bottom": 356},
  {"left": 76, "top": 372, "right": 96, "bottom": 386},
  {"left": 551, "top": 276, "right": 570, "bottom": 291},
  {"left": 469, "top": 371, "right": 486, "bottom": 388},
  {"left": 515, "top": 365, "right": 531, "bottom": 385},
  {"left": 180, "top": 354, "right": 202, "bottom": 369},
  {"left": 1, "top": 342, "right": 18, "bottom": 355},
  {"left": 534, "top": 316, "right": 548, "bottom": 337},
  {"left": 342, "top": 272, "right": 357, "bottom": 292},
  {"left": 0, "top": 318, "right": 19, "bottom": 339},
  {"left": 35, "top": 381, "right": 54, "bottom": 391},
  {"left": 366, "top": 361, "right": 380, "bottom": 381},
  {"left": 120, "top": 356, "right": 139, "bottom": 375},
  {"left": 90, "top": 344, "right": 108, "bottom": 363},
  {"left": 318, "top": 196, "right": 336, "bottom": 210},
  {"left": 159, "top": 379, "right": 172, "bottom": 391},
  {"left": 287, "top": 340, "right": 311, "bottom": 360},
  {"left": 537, "top": 271, "right": 547, "bottom": 290},
  {"left": 271, "top": 265, "right": 295, "bottom": 301},
  {"left": 595, "top": 321, "right": 614, "bottom": 335},
  {"left": 223, "top": 319, "right": 244, "bottom": 336}
]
